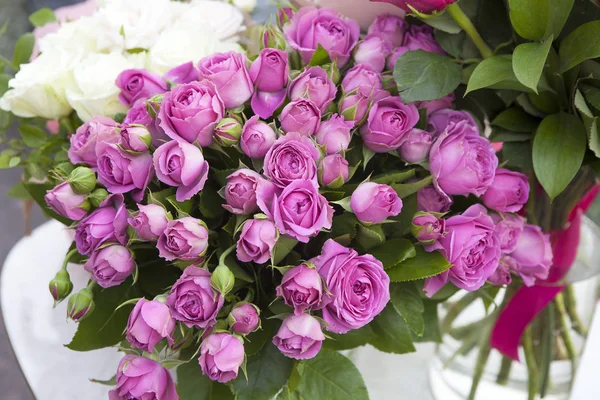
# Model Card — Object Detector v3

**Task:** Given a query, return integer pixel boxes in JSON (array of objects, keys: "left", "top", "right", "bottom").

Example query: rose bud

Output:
[
  {"left": 126, "top": 298, "right": 175, "bottom": 353},
  {"left": 157, "top": 218, "right": 209, "bottom": 261},
  {"left": 75, "top": 194, "right": 128, "bottom": 255},
  {"left": 412, "top": 212, "right": 446, "bottom": 244},
  {"left": 153, "top": 140, "right": 209, "bottom": 202},
  {"left": 223, "top": 169, "right": 262, "bottom": 215},
  {"left": 315, "top": 114, "right": 354, "bottom": 154},
  {"left": 417, "top": 184, "right": 452, "bottom": 213},
  {"left": 210, "top": 263, "right": 236, "bottom": 296},
  {"left": 49, "top": 269, "right": 73, "bottom": 303},
  {"left": 264, "top": 132, "right": 320, "bottom": 188},
  {"left": 430, "top": 127, "right": 498, "bottom": 198},
  {"left": 240, "top": 115, "right": 277, "bottom": 159},
  {"left": 386, "top": 46, "right": 409, "bottom": 71},
  {"left": 367, "top": 14, "right": 407, "bottom": 47},
  {"left": 84, "top": 244, "right": 135, "bottom": 288},
  {"left": 44, "top": 182, "right": 90, "bottom": 221},
  {"left": 127, "top": 203, "right": 169, "bottom": 241},
  {"left": 288, "top": 66, "right": 337, "bottom": 113},
  {"left": 164, "top": 61, "right": 199, "bottom": 85},
  {"left": 311, "top": 239, "right": 390, "bottom": 333},
  {"left": 251, "top": 89, "right": 287, "bottom": 120},
  {"left": 488, "top": 262, "right": 512, "bottom": 287},
  {"left": 262, "top": 25, "right": 287, "bottom": 50},
  {"left": 319, "top": 154, "right": 349, "bottom": 189},
  {"left": 236, "top": 219, "right": 278, "bottom": 264},
  {"left": 123, "top": 101, "right": 170, "bottom": 147},
  {"left": 491, "top": 213, "right": 525, "bottom": 254},
  {"left": 375, "top": 0, "right": 456, "bottom": 14},
  {"left": 350, "top": 182, "right": 403, "bottom": 225},
  {"left": 116, "top": 68, "right": 167, "bottom": 107},
  {"left": 167, "top": 266, "right": 224, "bottom": 328},
  {"left": 284, "top": 7, "right": 360, "bottom": 67},
  {"left": 158, "top": 80, "right": 224, "bottom": 146},
  {"left": 119, "top": 124, "right": 152, "bottom": 153},
  {"left": 508, "top": 224, "right": 552, "bottom": 286},
  {"left": 250, "top": 48, "right": 289, "bottom": 92},
  {"left": 360, "top": 96, "right": 419, "bottom": 153},
  {"left": 398, "top": 129, "right": 433, "bottom": 164},
  {"left": 279, "top": 98, "right": 321, "bottom": 136},
  {"left": 197, "top": 52, "right": 254, "bottom": 109},
  {"left": 417, "top": 93, "right": 455, "bottom": 116},
  {"left": 277, "top": 7, "right": 294, "bottom": 27},
  {"left": 88, "top": 188, "right": 108, "bottom": 208},
  {"left": 276, "top": 263, "right": 323, "bottom": 315},
  {"left": 68, "top": 117, "right": 117, "bottom": 167},
  {"left": 354, "top": 35, "right": 393, "bottom": 72},
  {"left": 342, "top": 64, "right": 383, "bottom": 93},
  {"left": 109, "top": 355, "right": 178, "bottom": 400},
  {"left": 199, "top": 333, "right": 245, "bottom": 383},
  {"left": 214, "top": 116, "right": 243, "bottom": 147},
  {"left": 273, "top": 313, "right": 325, "bottom": 360},
  {"left": 67, "top": 287, "right": 95, "bottom": 322},
  {"left": 482, "top": 168, "right": 530, "bottom": 213},
  {"left": 428, "top": 108, "right": 477, "bottom": 138},
  {"left": 403, "top": 24, "right": 445, "bottom": 54},
  {"left": 228, "top": 303, "right": 261, "bottom": 335},
  {"left": 68, "top": 166, "right": 96, "bottom": 194}
]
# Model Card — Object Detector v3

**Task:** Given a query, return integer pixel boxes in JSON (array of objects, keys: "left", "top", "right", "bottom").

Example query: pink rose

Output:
[
  {"left": 417, "top": 184, "right": 452, "bottom": 213},
  {"left": 491, "top": 213, "right": 525, "bottom": 254},
  {"left": 164, "top": 61, "right": 199, "bottom": 85},
  {"left": 488, "top": 262, "right": 512, "bottom": 286},
  {"left": 273, "top": 314, "right": 325, "bottom": 360},
  {"left": 416, "top": 93, "right": 455, "bottom": 115},
  {"left": 116, "top": 69, "right": 167, "bottom": 107},
  {"left": 428, "top": 108, "right": 477, "bottom": 138},
  {"left": 412, "top": 212, "right": 447, "bottom": 244},
  {"left": 109, "top": 355, "right": 178, "bottom": 400},
  {"left": 240, "top": 116, "right": 278, "bottom": 159},
  {"left": 123, "top": 102, "right": 170, "bottom": 147},
  {"left": 507, "top": 224, "right": 552, "bottom": 286},
  {"left": 157, "top": 218, "right": 209, "bottom": 261},
  {"left": 263, "top": 132, "right": 321, "bottom": 188},
  {"left": 44, "top": 182, "right": 89, "bottom": 221},
  {"left": 288, "top": 66, "right": 337, "bottom": 112},
  {"left": 319, "top": 154, "right": 349, "bottom": 188},
  {"left": 75, "top": 194, "right": 128, "bottom": 256},
  {"left": 482, "top": 168, "right": 530, "bottom": 213},
  {"left": 236, "top": 219, "right": 278, "bottom": 264},
  {"left": 315, "top": 114, "right": 354, "bottom": 154},
  {"left": 127, "top": 203, "right": 169, "bottom": 241},
  {"left": 354, "top": 35, "right": 393, "bottom": 72},
  {"left": 198, "top": 52, "right": 254, "bottom": 108},
  {"left": 279, "top": 98, "right": 321, "bottom": 136},
  {"left": 228, "top": 303, "right": 260, "bottom": 335},
  {"left": 350, "top": 182, "right": 403, "bottom": 224},
  {"left": 367, "top": 14, "right": 407, "bottom": 47},
  {"left": 276, "top": 264, "right": 323, "bottom": 315},
  {"left": 126, "top": 298, "right": 175, "bottom": 352},
  {"left": 68, "top": 116, "right": 117, "bottom": 167},
  {"left": 199, "top": 333, "right": 245, "bottom": 383},
  {"left": 119, "top": 124, "right": 152, "bottom": 153},
  {"left": 340, "top": 88, "right": 390, "bottom": 124},
  {"left": 403, "top": 24, "right": 445, "bottom": 54},
  {"left": 386, "top": 46, "right": 409, "bottom": 70},
  {"left": 250, "top": 48, "right": 289, "bottom": 92},
  {"left": 84, "top": 244, "right": 134, "bottom": 288},
  {"left": 342, "top": 64, "right": 383, "bottom": 93},
  {"left": 398, "top": 128, "right": 433, "bottom": 163},
  {"left": 223, "top": 169, "right": 262, "bottom": 215}
]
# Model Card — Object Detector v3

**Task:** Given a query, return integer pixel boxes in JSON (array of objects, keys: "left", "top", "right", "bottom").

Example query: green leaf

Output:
[
  {"left": 273, "top": 235, "right": 298, "bottom": 265},
  {"left": 231, "top": 343, "right": 294, "bottom": 400},
  {"left": 435, "top": 30, "right": 466, "bottom": 59},
  {"left": 466, "top": 56, "right": 529, "bottom": 94},
  {"left": 29, "top": 8, "right": 57, "bottom": 27},
  {"left": 574, "top": 89, "right": 600, "bottom": 158},
  {"left": 423, "top": 11, "right": 461, "bottom": 34},
  {"left": 372, "top": 169, "right": 415, "bottom": 185},
  {"left": 580, "top": 83, "right": 600, "bottom": 111},
  {"left": 386, "top": 247, "right": 451, "bottom": 282},
  {"left": 244, "top": 318, "right": 277, "bottom": 356},
  {"left": 508, "top": 0, "right": 574, "bottom": 41},
  {"left": 356, "top": 224, "right": 385, "bottom": 251},
  {"left": 67, "top": 281, "right": 140, "bottom": 351},
  {"left": 199, "top": 186, "right": 224, "bottom": 219},
  {"left": 329, "top": 212, "right": 359, "bottom": 246},
  {"left": 166, "top": 195, "right": 194, "bottom": 217},
  {"left": 369, "top": 304, "right": 416, "bottom": 354},
  {"left": 390, "top": 282, "right": 425, "bottom": 336},
  {"left": 292, "top": 350, "right": 369, "bottom": 400},
  {"left": 0, "top": 73, "right": 11, "bottom": 97},
  {"left": 323, "top": 325, "right": 376, "bottom": 351},
  {"left": 19, "top": 124, "right": 47, "bottom": 147},
  {"left": 308, "top": 44, "right": 331, "bottom": 67},
  {"left": 177, "top": 358, "right": 234, "bottom": 400},
  {"left": 415, "top": 300, "right": 442, "bottom": 343},
  {"left": 512, "top": 36, "right": 553, "bottom": 93},
  {"left": 12, "top": 33, "right": 35, "bottom": 69},
  {"left": 391, "top": 175, "right": 433, "bottom": 198},
  {"left": 491, "top": 107, "right": 539, "bottom": 132},
  {"left": 7, "top": 181, "right": 31, "bottom": 199},
  {"left": 90, "top": 375, "right": 117, "bottom": 386},
  {"left": 559, "top": 20, "right": 600, "bottom": 72},
  {"left": 393, "top": 50, "right": 462, "bottom": 102},
  {"left": 370, "top": 238, "right": 416, "bottom": 270},
  {"left": 532, "top": 113, "right": 586, "bottom": 199},
  {"left": 501, "top": 141, "right": 533, "bottom": 171}
]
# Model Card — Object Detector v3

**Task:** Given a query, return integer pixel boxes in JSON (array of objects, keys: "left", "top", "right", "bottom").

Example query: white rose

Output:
[
  {"left": 183, "top": 1, "right": 245, "bottom": 41},
  {"left": 147, "top": 21, "right": 243, "bottom": 75},
  {"left": 0, "top": 50, "right": 77, "bottom": 120},
  {"left": 232, "top": 0, "right": 257, "bottom": 13},
  {"left": 38, "top": 16, "right": 102, "bottom": 57},
  {"left": 66, "top": 52, "right": 142, "bottom": 122}
]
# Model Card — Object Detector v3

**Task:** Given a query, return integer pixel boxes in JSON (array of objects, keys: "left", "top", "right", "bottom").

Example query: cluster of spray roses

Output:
[{"left": 42, "top": 6, "right": 552, "bottom": 399}]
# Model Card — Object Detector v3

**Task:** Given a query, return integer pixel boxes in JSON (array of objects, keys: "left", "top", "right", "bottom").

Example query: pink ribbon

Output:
[{"left": 490, "top": 184, "right": 600, "bottom": 361}]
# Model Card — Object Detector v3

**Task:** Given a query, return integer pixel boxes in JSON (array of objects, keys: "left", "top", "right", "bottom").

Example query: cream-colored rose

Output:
[
  {"left": 232, "top": 0, "right": 257, "bottom": 13},
  {"left": 38, "top": 16, "right": 103, "bottom": 57},
  {"left": 184, "top": 1, "right": 245, "bottom": 40},
  {"left": 66, "top": 52, "right": 142, "bottom": 122}
]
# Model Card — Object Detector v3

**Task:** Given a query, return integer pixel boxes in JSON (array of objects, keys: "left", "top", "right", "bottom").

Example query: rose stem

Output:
[
  {"left": 563, "top": 285, "right": 588, "bottom": 336},
  {"left": 496, "top": 356, "right": 512, "bottom": 385},
  {"left": 523, "top": 327, "right": 539, "bottom": 400},
  {"left": 538, "top": 302, "right": 555, "bottom": 397},
  {"left": 555, "top": 295, "right": 578, "bottom": 386},
  {"left": 446, "top": 3, "right": 493, "bottom": 59},
  {"left": 467, "top": 321, "right": 492, "bottom": 400},
  {"left": 443, "top": 330, "right": 480, "bottom": 369},
  {"left": 441, "top": 291, "right": 480, "bottom": 333}
]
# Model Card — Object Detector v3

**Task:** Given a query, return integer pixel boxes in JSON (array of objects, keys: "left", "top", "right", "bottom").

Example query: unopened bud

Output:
[
  {"left": 210, "top": 264, "right": 235, "bottom": 296},
  {"left": 49, "top": 269, "right": 73, "bottom": 303},
  {"left": 88, "top": 188, "right": 109, "bottom": 208},
  {"left": 67, "top": 287, "right": 95, "bottom": 322},
  {"left": 214, "top": 116, "right": 243, "bottom": 147},
  {"left": 68, "top": 166, "right": 96, "bottom": 194}
]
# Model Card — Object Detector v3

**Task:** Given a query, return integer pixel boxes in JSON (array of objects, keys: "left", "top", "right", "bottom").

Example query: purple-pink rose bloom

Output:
[
  {"left": 84, "top": 244, "right": 134, "bottom": 288},
  {"left": 199, "top": 333, "right": 245, "bottom": 383},
  {"left": 240, "top": 116, "right": 277, "bottom": 159},
  {"left": 68, "top": 116, "right": 117, "bottom": 167},
  {"left": 311, "top": 239, "right": 390, "bottom": 333},
  {"left": 249, "top": 48, "right": 289, "bottom": 92},
  {"left": 507, "top": 224, "right": 552, "bottom": 286},
  {"left": 276, "top": 264, "right": 323, "bottom": 315},
  {"left": 75, "top": 194, "right": 128, "bottom": 256},
  {"left": 273, "top": 313, "right": 325, "bottom": 360},
  {"left": 491, "top": 213, "right": 525, "bottom": 254},
  {"left": 360, "top": 96, "right": 419, "bottom": 152},
  {"left": 288, "top": 66, "right": 337, "bottom": 112},
  {"left": 342, "top": 64, "right": 383, "bottom": 93},
  {"left": 45, "top": 182, "right": 89, "bottom": 221},
  {"left": 315, "top": 114, "right": 354, "bottom": 154},
  {"left": 417, "top": 93, "right": 455, "bottom": 115},
  {"left": 279, "top": 98, "right": 322, "bottom": 136},
  {"left": 403, "top": 24, "right": 445, "bottom": 54},
  {"left": 223, "top": 169, "right": 262, "bottom": 215},
  {"left": 482, "top": 168, "right": 530, "bottom": 213},
  {"left": 319, "top": 154, "right": 349, "bottom": 187},
  {"left": 430, "top": 128, "right": 498, "bottom": 199},
  {"left": 412, "top": 213, "right": 446, "bottom": 244},
  {"left": 257, "top": 179, "right": 333, "bottom": 243},
  {"left": 126, "top": 298, "right": 175, "bottom": 352},
  {"left": 488, "top": 262, "right": 512, "bottom": 286},
  {"left": 153, "top": 140, "right": 209, "bottom": 202},
  {"left": 119, "top": 124, "right": 151, "bottom": 153},
  {"left": 236, "top": 219, "right": 278, "bottom": 264},
  {"left": 229, "top": 303, "right": 260, "bottom": 335},
  {"left": 167, "top": 266, "right": 224, "bottom": 328},
  {"left": 428, "top": 108, "right": 477, "bottom": 138},
  {"left": 424, "top": 204, "right": 501, "bottom": 296},
  {"left": 263, "top": 132, "right": 320, "bottom": 188},
  {"left": 123, "top": 101, "right": 170, "bottom": 147},
  {"left": 158, "top": 80, "right": 224, "bottom": 146},
  {"left": 399, "top": 128, "right": 433, "bottom": 163},
  {"left": 109, "top": 355, "right": 178, "bottom": 400},
  {"left": 128, "top": 203, "right": 169, "bottom": 241},
  {"left": 368, "top": 14, "right": 407, "bottom": 47},
  {"left": 372, "top": 0, "right": 456, "bottom": 14},
  {"left": 116, "top": 68, "right": 167, "bottom": 107},
  {"left": 350, "top": 182, "right": 402, "bottom": 224},
  {"left": 417, "top": 185, "right": 452, "bottom": 213},
  {"left": 354, "top": 35, "right": 393, "bottom": 72},
  {"left": 165, "top": 61, "right": 199, "bottom": 85},
  {"left": 198, "top": 52, "right": 254, "bottom": 109},
  {"left": 340, "top": 88, "right": 389, "bottom": 124},
  {"left": 284, "top": 7, "right": 360, "bottom": 68},
  {"left": 157, "top": 218, "right": 209, "bottom": 261},
  {"left": 386, "top": 46, "right": 409, "bottom": 71}
]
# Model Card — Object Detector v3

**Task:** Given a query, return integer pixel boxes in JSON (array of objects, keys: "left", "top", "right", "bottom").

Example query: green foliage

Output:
[
  {"left": 390, "top": 282, "right": 425, "bottom": 336},
  {"left": 12, "top": 33, "right": 35, "bottom": 70},
  {"left": 323, "top": 325, "right": 377, "bottom": 351},
  {"left": 369, "top": 304, "right": 416, "bottom": 354},
  {"left": 508, "top": 0, "right": 573, "bottom": 41},
  {"left": 370, "top": 238, "right": 416, "bottom": 270},
  {"left": 512, "top": 36, "right": 554, "bottom": 93},
  {"left": 29, "top": 8, "right": 57, "bottom": 27},
  {"left": 559, "top": 20, "right": 600, "bottom": 72},
  {"left": 308, "top": 45, "right": 331, "bottom": 67},
  {"left": 466, "top": 56, "right": 529, "bottom": 94},
  {"left": 177, "top": 350, "right": 234, "bottom": 400},
  {"left": 386, "top": 247, "right": 452, "bottom": 282}
]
